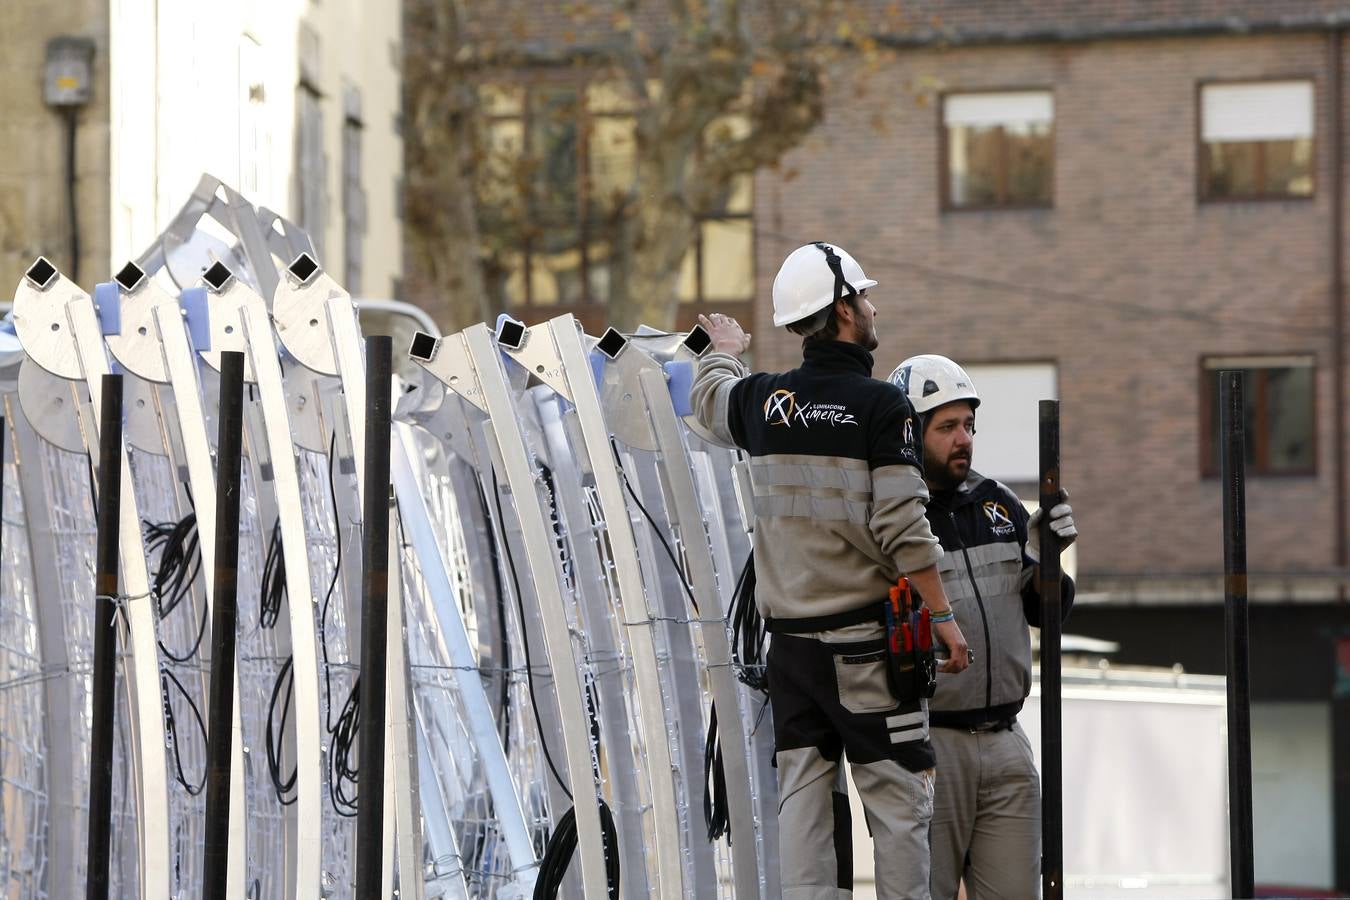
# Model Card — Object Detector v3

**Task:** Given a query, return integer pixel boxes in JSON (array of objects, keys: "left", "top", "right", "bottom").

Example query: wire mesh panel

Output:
[
  {"left": 127, "top": 444, "right": 208, "bottom": 897},
  {"left": 450, "top": 464, "right": 553, "bottom": 821},
  {"left": 401, "top": 450, "right": 505, "bottom": 896},
  {"left": 40, "top": 440, "right": 140, "bottom": 895},
  {"left": 0, "top": 453, "right": 50, "bottom": 899},
  {"left": 233, "top": 455, "right": 290, "bottom": 897},
  {"left": 296, "top": 446, "right": 359, "bottom": 896},
  {"left": 620, "top": 448, "right": 736, "bottom": 899}
]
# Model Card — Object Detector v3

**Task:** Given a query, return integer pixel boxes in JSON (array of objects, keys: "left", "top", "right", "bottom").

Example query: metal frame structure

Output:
[
  {"left": 498, "top": 315, "right": 688, "bottom": 897},
  {"left": 0, "top": 176, "right": 808, "bottom": 900},
  {"left": 98, "top": 270, "right": 250, "bottom": 898},
  {"left": 414, "top": 324, "right": 614, "bottom": 899},
  {"left": 11, "top": 264, "right": 171, "bottom": 900}
]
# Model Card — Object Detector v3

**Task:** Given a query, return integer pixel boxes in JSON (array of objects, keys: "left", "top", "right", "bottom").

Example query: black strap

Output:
[
  {"left": 765, "top": 602, "right": 884, "bottom": 634},
  {"left": 812, "top": 241, "right": 858, "bottom": 307}
]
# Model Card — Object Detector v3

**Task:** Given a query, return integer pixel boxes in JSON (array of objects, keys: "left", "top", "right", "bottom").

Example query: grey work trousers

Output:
[
  {"left": 930, "top": 721, "right": 1041, "bottom": 900},
  {"left": 770, "top": 628, "right": 937, "bottom": 900}
]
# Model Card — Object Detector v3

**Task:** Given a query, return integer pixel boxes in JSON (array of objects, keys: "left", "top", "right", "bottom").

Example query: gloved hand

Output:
[
  {"left": 1026, "top": 489, "right": 1076, "bottom": 563},
  {"left": 697, "top": 313, "right": 752, "bottom": 356}
]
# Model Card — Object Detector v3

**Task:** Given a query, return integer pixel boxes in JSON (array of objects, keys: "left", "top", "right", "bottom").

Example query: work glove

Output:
[{"left": 1026, "top": 488, "right": 1076, "bottom": 563}]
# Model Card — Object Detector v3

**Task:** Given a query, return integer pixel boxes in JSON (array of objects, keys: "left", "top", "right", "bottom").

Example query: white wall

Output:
[
  {"left": 1251, "top": 701, "right": 1334, "bottom": 889},
  {"left": 964, "top": 362, "right": 1058, "bottom": 486},
  {"left": 108, "top": 0, "right": 401, "bottom": 295}
]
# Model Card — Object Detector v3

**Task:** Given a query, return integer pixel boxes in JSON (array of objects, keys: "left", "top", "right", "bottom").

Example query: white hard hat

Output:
[
  {"left": 771, "top": 242, "right": 878, "bottom": 328},
  {"left": 888, "top": 354, "right": 980, "bottom": 415}
]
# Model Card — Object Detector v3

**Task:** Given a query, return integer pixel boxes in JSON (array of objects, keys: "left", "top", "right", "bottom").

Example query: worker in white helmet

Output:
[
  {"left": 889, "top": 354, "right": 1078, "bottom": 900},
  {"left": 692, "top": 242, "right": 969, "bottom": 900}
]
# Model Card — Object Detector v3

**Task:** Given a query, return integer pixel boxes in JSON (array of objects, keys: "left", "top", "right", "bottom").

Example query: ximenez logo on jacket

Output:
[
  {"left": 763, "top": 389, "right": 858, "bottom": 428},
  {"left": 982, "top": 501, "right": 1016, "bottom": 536}
]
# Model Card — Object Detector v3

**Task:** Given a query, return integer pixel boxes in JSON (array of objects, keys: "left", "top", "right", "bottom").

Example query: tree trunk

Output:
[{"left": 404, "top": 0, "right": 493, "bottom": 332}]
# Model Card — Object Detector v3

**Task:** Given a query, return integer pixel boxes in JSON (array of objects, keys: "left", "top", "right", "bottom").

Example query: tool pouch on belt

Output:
[{"left": 884, "top": 578, "right": 938, "bottom": 703}]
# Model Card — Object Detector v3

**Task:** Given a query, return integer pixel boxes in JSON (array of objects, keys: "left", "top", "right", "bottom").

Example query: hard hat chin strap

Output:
[{"left": 812, "top": 241, "right": 858, "bottom": 308}]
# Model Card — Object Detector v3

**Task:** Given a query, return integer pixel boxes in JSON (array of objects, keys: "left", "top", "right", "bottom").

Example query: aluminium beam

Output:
[
  {"left": 414, "top": 325, "right": 612, "bottom": 899},
  {"left": 11, "top": 261, "right": 170, "bottom": 900}
]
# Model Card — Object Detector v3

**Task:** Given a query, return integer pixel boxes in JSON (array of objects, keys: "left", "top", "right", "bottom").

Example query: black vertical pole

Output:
[
  {"left": 1220, "top": 371, "right": 1255, "bottom": 898},
  {"left": 202, "top": 351, "right": 246, "bottom": 899},
  {"left": 354, "top": 336, "right": 394, "bottom": 898},
  {"left": 1038, "top": 399, "right": 1064, "bottom": 900},
  {"left": 85, "top": 376, "right": 123, "bottom": 900}
]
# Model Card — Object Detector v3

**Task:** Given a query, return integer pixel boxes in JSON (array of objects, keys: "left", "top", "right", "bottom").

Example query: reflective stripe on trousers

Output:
[{"left": 769, "top": 630, "right": 936, "bottom": 900}]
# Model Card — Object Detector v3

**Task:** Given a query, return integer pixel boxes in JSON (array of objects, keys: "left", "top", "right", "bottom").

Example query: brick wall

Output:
[{"left": 749, "top": 32, "right": 1345, "bottom": 581}]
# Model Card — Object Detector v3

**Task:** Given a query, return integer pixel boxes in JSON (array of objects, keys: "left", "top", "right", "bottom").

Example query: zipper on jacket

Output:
[{"left": 949, "top": 510, "right": 993, "bottom": 711}]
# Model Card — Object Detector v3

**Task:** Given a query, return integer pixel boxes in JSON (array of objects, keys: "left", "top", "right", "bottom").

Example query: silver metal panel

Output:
[
  {"left": 123, "top": 284, "right": 250, "bottom": 899},
  {"left": 425, "top": 324, "right": 612, "bottom": 899},
  {"left": 7, "top": 403, "right": 77, "bottom": 900},
  {"left": 234, "top": 302, "right": 325, "bottom": 898},
  {"left": 393, "top": 423, "right": 538, "bottom": 895},
  {"left": 543, "top": 316, "right": 685, "bottom": 898},
  {"left": 639, "top": 367, "right": 762, "bottom": 898},
  {"left": 531, "top": 392, "right": 651, "bottom": 900},
  {"left": 695, "top": 448, "right": 781, "bottom": 897},
  {"left": 16, "top": 356, "right": 85, "bottom": 453},
  {"left": 63, "top": 290, "right": 172, "bottom": 900}
]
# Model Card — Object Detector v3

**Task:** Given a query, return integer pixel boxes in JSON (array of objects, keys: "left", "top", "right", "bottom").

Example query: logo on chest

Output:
[
  {"left": 982, "top": 501, "right": 1016, "bottom": 536},
  {"left": 764, "top": 389, "right": 858, "bottom": 428}
]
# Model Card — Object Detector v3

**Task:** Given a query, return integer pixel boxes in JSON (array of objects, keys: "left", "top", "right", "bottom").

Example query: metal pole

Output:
[
  {"left": 1220, "top": 371, "right": 1255, "bottom": 897},
  {"left": 84, "top": 375, "right": 122, "bottom": 900},
  {"left": 1038, "top": 399, "right": 1063, "bottom": 900},
  {"left": 355, "top": 336, "right": 394, "bottom": 898},
  {"left": 202, "top": 351, "right": 246, "bottom": 898}
]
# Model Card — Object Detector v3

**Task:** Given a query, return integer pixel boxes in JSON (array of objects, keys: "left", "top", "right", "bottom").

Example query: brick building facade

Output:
[
  {"left": 750, "top": 15, "right": 1350, "bottom": 890},
  {"left": 758, "top": 29, "right": 1341, "bottom": 584},
  {"left": 762, "top": 15, "right": 1350, "bottom": 891},
  {"left": 419, "top": 1, "right": 1350, "bottom": 890}
]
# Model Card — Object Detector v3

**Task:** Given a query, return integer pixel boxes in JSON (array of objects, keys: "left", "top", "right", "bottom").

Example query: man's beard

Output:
[
  {"left": 924, "top": 452, "right": 970, "bottom": 489},
  {"left": 859, "top": 321, "right": 879, "bottom": 352}
]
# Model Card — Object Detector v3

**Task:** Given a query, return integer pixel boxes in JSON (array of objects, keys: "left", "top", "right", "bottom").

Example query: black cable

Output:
[
  {"left": 532, "top": 801, "right": 621, "bottom": 900},
  {"left": 315, "top": 431, "right": 363, "bottom": 817},
  {"left": 728, "top": 551, "right": 767, "bottom": 692},
  {"left": 143, "top": 513, "right": 208, "bottom": 664},
  {"left": 703, "top": 702, "right": 729, "bottom": 842},
  {"left": 259, "top": 515, "right": 297, "bottom": 806},
  {"left": 160, "top": 668, "right": 207, "bottom": 796},
  {"left": 474, "top": 476, "right": 513, "bottom": 749},
  {"left": 319, "top": 431, "right": 345, "bottom": 736},
  {"left": 85, "top": 451, "right": 99, "bottom": 518},
  {"left": 609, "top": 440, "right": 699, "bottom": 615},
  {"left": 259, "top": 519, "right": 286, "bottom": 630},
  {"left": 489, "top": 469, "right": 572, "bottom": 802},
  {"left": 536, "top": 463, "right": 573, "bottom": 591},
  {"left": 329, "top": 676, "right": 362, "bottom": 817},
  {"left": 266, "top": 655, "right": 298, "bottom": 806}
]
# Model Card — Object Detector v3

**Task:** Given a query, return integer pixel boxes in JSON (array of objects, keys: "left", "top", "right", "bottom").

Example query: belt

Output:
[
  {"left": 764, "top": 602, "right": 885, "bottom": 634},
  {"left": 934, "top": 717, "right": 1016, "bottom": 735}
]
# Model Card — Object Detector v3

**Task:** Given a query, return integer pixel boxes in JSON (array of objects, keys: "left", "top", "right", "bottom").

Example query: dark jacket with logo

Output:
[
  {"left": 925, "top": 471, "right": 1075, "bottom": 726},
  {"left": 691, "top": 340, "right": 943, "bottom": 621}
]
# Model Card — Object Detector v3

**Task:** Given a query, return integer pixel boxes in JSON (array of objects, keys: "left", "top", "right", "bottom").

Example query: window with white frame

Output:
[
  {"left": 961, "top": 362, "right": 1058, "bottom": 485},
  {"left": 943, "top": 91, "right": 1054, "bottom": 209},
  {"left": 1199, "top": 81, "right": 1314, "bottom": 200}
]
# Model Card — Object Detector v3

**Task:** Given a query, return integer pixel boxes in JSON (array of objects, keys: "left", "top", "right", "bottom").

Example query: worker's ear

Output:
[{"left": 835, "top": 296, "right": 856, "bottom": 326}]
